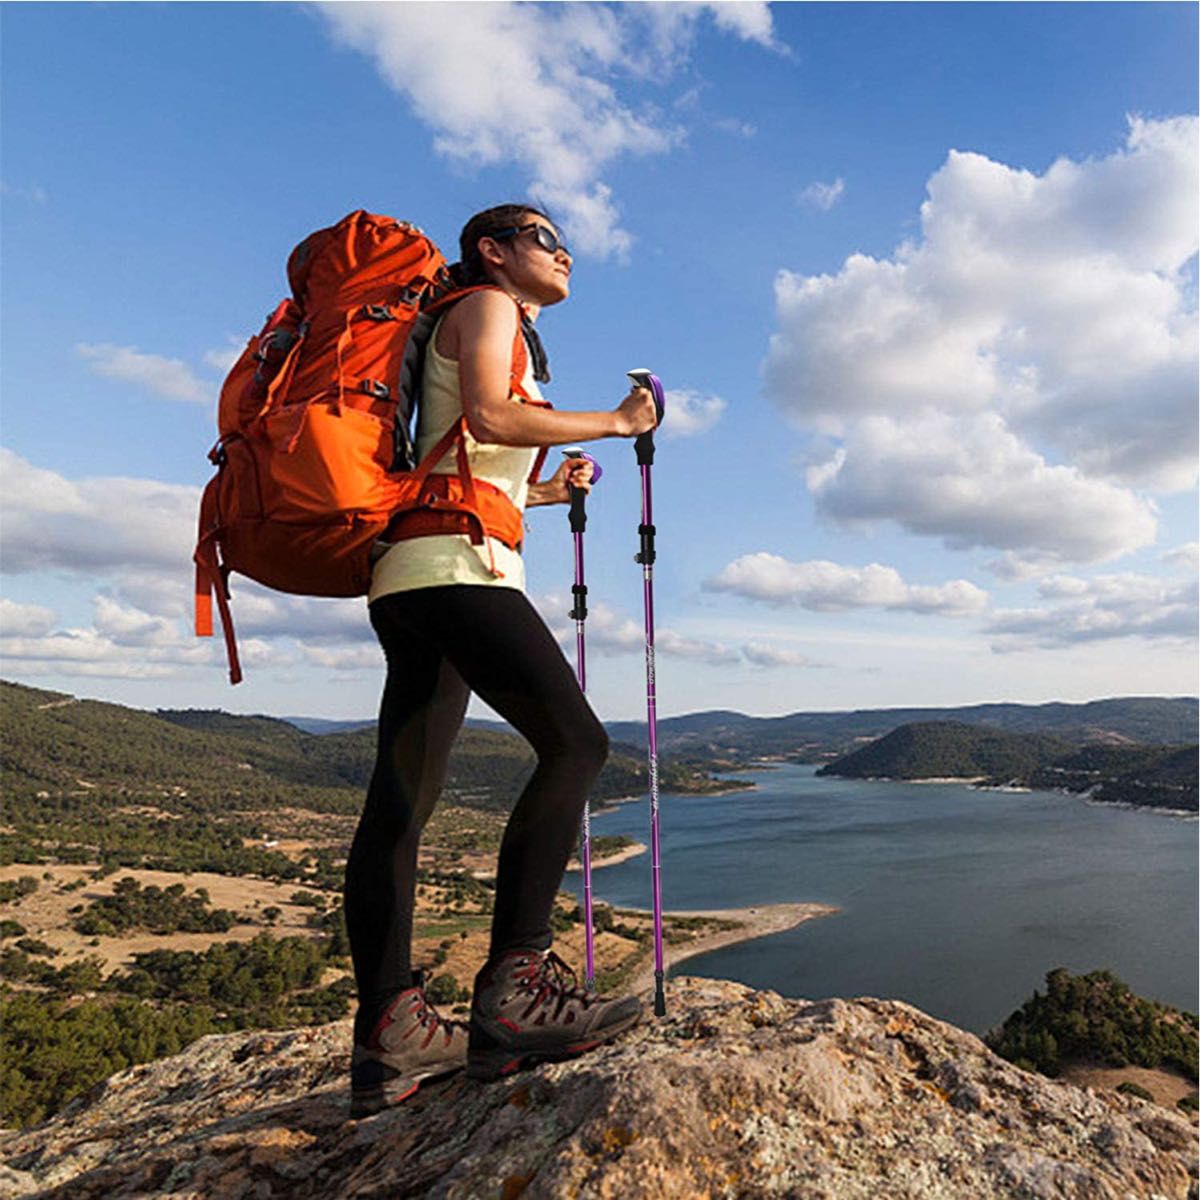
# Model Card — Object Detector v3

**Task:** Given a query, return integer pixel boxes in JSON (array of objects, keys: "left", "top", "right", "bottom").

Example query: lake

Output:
[{"left": 566, "top": 764, "right": 1198, "bottom": 1033}]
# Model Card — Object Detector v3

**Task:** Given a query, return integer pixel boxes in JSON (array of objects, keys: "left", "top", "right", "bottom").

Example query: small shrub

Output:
[
  {"left": 15, "top": 938, "right": 58, "bottom": 959},
  {"left": 426, "top": 974, "right": 468, "bottom": 1005}
]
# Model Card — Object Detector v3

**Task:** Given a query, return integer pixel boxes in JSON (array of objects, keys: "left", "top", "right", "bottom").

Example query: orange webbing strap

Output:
[
  {"left": 194, "top": 559, "right": 213, "bottom": 639},
  {"left": 194, "top": 541, "right": 243, "bottom": 685},
  {"left": 391, "top": 416, "right": 506, "bottom": 577},
  {"left": 454, "top": 425, "right": 500, "bottom": 576},
  {"left": 407, "top": 418, "right": 466, "bottom": 491},
  {"left": 193, "top": 479, "right": 243, "bottom": 685},
  {"left": 333, "top": 309, "right": 355, "bottom": 409}
]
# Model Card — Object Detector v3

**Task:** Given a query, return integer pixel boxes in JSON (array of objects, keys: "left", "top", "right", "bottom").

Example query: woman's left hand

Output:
[{"left": 544, "top": 456, "right": 594, "bottom": 505}]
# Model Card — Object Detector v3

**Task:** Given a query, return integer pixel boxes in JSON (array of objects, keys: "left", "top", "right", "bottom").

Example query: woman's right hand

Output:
[{"left": 614, "top": 386, "right": 659, "bottom": 437}]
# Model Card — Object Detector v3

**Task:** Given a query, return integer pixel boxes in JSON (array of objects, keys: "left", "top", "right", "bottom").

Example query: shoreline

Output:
[
  {"left": 594, "top": 782, "right": 758, "bottom": 812},
  {"left": 564, "top": 841, "right": 647, "bottom": 872},
  {"left": 626, "top": 901, "right": 839, "bottom": 994}
]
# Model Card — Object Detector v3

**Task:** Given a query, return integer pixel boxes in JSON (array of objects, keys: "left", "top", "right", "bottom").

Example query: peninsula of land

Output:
[{"left": 628, "top": 901, "right": 839, "bottom": 993}]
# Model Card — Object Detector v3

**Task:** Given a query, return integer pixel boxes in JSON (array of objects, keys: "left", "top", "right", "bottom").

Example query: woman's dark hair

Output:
[{"left": 453, "top": 202, "right": 553, "bottom": 286}]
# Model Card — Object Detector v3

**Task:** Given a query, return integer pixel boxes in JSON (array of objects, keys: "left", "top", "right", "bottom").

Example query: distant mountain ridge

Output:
[
  {"left": 285, "top": 698, "right": 1197, "bottom": 757},
  {"left": 604, "top": 697, "right": 1197, "bottom": 761}
]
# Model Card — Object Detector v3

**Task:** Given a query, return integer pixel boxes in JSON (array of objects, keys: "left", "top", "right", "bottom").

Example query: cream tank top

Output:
[{"left": 368, "top": 318, "right": 542, "bottom": 602}]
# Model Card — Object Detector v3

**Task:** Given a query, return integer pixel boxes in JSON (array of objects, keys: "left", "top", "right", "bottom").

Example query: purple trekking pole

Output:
[
  {"left": 627, "top": 368, "right": 667, "bottom": 1017},
  {"left": 564, "top": 447, "right": 603, "bottom": 991}
]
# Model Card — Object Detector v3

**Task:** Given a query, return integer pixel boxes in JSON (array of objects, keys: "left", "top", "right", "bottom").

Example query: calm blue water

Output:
[{"left": 566, "top": 764, "right": 1198, "bottom": 1033}]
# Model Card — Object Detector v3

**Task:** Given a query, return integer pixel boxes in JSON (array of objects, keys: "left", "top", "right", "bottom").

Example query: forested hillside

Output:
[
  {"left": 987, "top": 968, "right": 1198, "bottom": 1087},
  {"left": 1, "top": 681, "right": 722, "bottom": 816},
  {"left": 817, "top": 721, "right": 1198, "bottom": 811}
]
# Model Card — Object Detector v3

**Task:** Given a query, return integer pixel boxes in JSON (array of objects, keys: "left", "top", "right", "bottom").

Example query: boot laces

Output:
[
  {"left": 412, "top": 988, "right": 467, "bottom": 1043},
  {"left": 521, "top": 950, "right": 594, "bottom": 1017}
]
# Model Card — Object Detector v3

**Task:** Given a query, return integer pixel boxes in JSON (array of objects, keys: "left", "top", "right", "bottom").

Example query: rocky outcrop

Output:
[{"left": 1, "top": 978, "right": 1195, "bottom": 1199}]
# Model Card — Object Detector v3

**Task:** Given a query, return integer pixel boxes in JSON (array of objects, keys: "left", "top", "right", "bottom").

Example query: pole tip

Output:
[{"left": 654, "top": 974, "right": 666, "bottom": 1017}]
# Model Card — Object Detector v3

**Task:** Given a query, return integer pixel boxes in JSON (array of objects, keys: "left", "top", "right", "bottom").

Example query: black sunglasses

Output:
[{"left": 492, "top": 222, "right": 570, "bottom": 259}]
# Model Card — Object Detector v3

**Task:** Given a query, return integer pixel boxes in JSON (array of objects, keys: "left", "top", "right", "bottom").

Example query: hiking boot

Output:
[
  {"left": 350, "top": 974, "right": 468, "bottom": 1117},
  {"left": 467, "top": 949, "right": 642, "bottom": 1081}
]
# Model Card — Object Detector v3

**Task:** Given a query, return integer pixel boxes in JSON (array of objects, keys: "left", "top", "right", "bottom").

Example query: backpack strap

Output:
[
  {"left": 422, "top": 284, "right": 554, "bottom": 484},
  {"left": 194, "top": 475, "right": 243, "bottom": 685}
]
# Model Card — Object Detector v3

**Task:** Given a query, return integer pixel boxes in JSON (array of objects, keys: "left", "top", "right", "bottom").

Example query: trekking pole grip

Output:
[
  {"left": 563, "top": 448, "right": 601, "bottom": 534},
  {"left": 626, "top": 369, "right": 665, "bottom": 466},
  {"left": 568, "top": 484, "right": 587, "bottom": 533}
]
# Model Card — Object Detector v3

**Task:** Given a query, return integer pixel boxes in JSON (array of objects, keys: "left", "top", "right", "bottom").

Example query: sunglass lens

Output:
[{"left": 535, "top": 225, "right": 566, "bottom": 257}]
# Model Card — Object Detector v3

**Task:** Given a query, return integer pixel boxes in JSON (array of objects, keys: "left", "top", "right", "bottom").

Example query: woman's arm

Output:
[{"left": 447, "top": 289, "right": 657, "bottom": 447}]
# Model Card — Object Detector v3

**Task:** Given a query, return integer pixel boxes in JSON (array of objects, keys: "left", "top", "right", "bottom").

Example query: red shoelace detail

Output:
[
  {"left": 516, "top": 951, "right": 596, "bottom": 1021},
  {"left": 406, "top": 989, "right": 468, "bottom": 1048}
]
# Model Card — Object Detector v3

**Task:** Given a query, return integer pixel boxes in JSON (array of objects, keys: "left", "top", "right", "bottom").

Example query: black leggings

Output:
[{"left": 344, "top": 585, "right": 608, "bottom": 1036}]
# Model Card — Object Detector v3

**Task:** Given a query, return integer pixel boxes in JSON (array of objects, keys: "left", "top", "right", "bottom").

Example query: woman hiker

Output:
[{"left": 345, "top": 204, "right": 659, "bottom": 1116}]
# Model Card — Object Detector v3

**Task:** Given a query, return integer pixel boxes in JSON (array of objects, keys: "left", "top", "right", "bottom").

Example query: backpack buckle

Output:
[
  {"left": 360, "top": 304, "right": 396, "bottom": 322},
  {"left": 359, "top": 379, "right": 390, "bottom": 400}
]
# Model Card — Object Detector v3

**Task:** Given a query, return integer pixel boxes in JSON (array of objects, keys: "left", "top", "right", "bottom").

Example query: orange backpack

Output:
[{"left": 194, "top": 210, "right": 548, "bottom": 684}]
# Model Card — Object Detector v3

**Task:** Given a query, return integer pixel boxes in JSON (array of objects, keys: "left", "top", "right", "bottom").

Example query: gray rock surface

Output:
[{"left": 1, "top": 978, "right": 1195, "bottom": 1199}]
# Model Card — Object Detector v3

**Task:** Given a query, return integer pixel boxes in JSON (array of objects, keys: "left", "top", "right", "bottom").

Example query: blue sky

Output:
[{"left": 1, "top": 2, "right": 1196, "bottom": 722}]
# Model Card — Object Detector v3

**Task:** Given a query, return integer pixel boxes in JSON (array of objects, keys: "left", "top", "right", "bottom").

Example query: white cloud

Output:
[
  {"left": 317, "top": 2, "right": 778, "bottom": 258},
  {"left": 0, "top": 587, "right": 313, "bottom": 682},
  {"left": 699, "top": 1, "right": 779, "bottom": 49},
  {"left": 301, "top": 644, "right": 383, "bottom": 671},
  {"left": 214, "top": 583, "right": 370, "bottom": 644},
  {"left": 92, "top": 596, "right": 179, "bottom": 648},
  {"left": 1163, "top": 542, "right": 1199, "bottom": 572},
  {"left": 0, "top": 451, "right": 386, "bottom": 681},
  {"left": 76, "top": 344, "right": 213, "bottom": 406},
  {"left": 0, "top": 613, "right": 227, "bottom": 679},
  {"left": 803, "top": 412, "right": 1158, "bottom": 566},
  {"left": 799, "top": 178, "right": 845, "bottom": 211},
  {"left": 988, "top": 572, "right": 1198, "bottom": 649},
  {"left": 203, "top": 341, "right": 244, "bottom": 375},
  {"left": 765, "top": 115, "right": 1198, "bottom": 564},
  {"left": 0, "top": 448, "right": 200, "bottom": 576},
  {"left": 535, "top": 592, "right": 742, "bottom": 664},
  {"left": 707, "top": 553, "right": 989, "bottom": 616},
  {"left": 537, "top": 593, "right": 644, "bottom": 656},
  {"left": 0, "top": 598, "right": 57, "bottom": 638},
  {"left": 657, "top": 629, "right": 740, "bottom": 665},
  {"left": 741, "top": 642, "right": 822, "bottom": 669},
  {"left": 662, "top": 388, "right": 727, "bottom": 438}
]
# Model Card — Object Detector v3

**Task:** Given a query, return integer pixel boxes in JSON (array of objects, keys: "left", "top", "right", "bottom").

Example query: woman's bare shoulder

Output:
[{"left": 440, "top": 287, "right": 518, "bottom": 354}]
